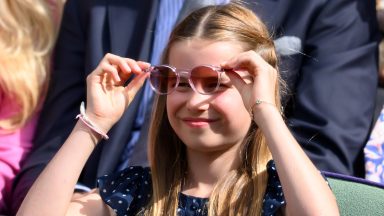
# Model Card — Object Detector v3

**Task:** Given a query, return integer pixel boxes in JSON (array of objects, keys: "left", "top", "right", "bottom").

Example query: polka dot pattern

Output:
[
  {"left": 97, "top": 161, "right": 286, "bottom": 216},
  {"left": 262, "top": 160, "right": 286, "bottom": 216},
  {"left": 97, "top": 166, "right": 152, "bottom": 216},
  {"left": 177, "top": 193, "right": 209, "bottom": 216}
]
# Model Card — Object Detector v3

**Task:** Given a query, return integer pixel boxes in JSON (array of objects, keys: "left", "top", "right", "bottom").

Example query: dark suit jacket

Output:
[
  {"left": 11, "top": 0, "right": 379, "bottom": 214},
  {"left": 248, "top": 0, "right": 378, "bottom": 177}
]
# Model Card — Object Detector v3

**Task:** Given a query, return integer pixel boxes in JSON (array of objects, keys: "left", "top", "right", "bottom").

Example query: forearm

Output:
[
  {"left": 17, "top": 121, "right": 101, "bottom": 216},
  {"left": 255, "top": 106, "right": 339, "bottom": 215}
]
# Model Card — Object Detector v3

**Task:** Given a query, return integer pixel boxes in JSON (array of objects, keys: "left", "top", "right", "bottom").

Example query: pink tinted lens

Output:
[
  {"left": 149, "top": 66, "right": 178, "bottom": 94},
  {"left": 190, "top": 66, "right": 220, "bottom": 94}
]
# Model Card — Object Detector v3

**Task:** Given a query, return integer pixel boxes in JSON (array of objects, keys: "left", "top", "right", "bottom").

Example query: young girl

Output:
[{"left": 17, "top": 3, "right": 339, "bottom": 216}]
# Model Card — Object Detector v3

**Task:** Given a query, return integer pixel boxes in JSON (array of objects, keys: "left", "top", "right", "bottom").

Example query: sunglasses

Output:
[{"left": 145, "top": 65, "right": 231, "bottom": 95}]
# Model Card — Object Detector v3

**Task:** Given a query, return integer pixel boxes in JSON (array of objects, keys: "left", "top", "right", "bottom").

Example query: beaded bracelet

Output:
[{"left": 76, "top": 101, "right": 109, "bottom": 140}]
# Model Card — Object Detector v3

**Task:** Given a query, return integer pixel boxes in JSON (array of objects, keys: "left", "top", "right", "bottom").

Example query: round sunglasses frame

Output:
[{"left": 146, "top": 64, "right": 228, "bottom": 95}]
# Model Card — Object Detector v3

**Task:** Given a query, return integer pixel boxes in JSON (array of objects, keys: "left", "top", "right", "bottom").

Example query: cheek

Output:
[
  {"left": 166, "top": 94, "right": 184, "bottom": 121},
  {"left": 213, "top": 91, "right": 251, "bottom": 130}
]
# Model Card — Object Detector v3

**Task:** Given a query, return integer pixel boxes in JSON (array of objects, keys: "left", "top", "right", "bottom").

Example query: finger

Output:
[
  {"left": 226, "top": 71, "right": 247, "bottom": 92},
  {"left": 124, "top": 58, "right": 142, "bottom": 73},
  {"left": 98, "top": 54, "right": 151, "bottom": 85},
  {"left": 104, "top": 54, "right": 135, "bottom": 77},
  {"left": 124, "top": 73, "right": 150, "bottom": 106},
  {"left": 221, "top": 51, "right": 262, "bottom": 76},
  {"left": 137, "top": 61, "right": 151, "bottom": 70},
  {"left": 220, "top": 53, "right": 248, "bottom": 69},
  {"left": 220, "top": 57, "right": 237, "bottom": 69},
  {"left": 126, "top": 72, "right": 149, "bottom": 92},
  {"left": 99, "top": 53, "right": 131, "bottom": 82},
  {"left": 106, "top": 57, "right": 145, "bottom": 84},
  {"left": 118, "top": 59, "right": 148, "bottom": 85},
  {"left": 99, "top": 62, "right": 121, "bottom": 82}
]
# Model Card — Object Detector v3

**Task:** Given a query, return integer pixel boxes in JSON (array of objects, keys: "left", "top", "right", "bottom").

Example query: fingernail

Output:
[{"left": 134, "top": 65, "right": 141, "bottom": 71}]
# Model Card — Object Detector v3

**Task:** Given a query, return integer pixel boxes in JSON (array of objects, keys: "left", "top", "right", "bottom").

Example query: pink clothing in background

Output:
[{"left": 0, "top": 92, "right": 37, "bottom": 212}]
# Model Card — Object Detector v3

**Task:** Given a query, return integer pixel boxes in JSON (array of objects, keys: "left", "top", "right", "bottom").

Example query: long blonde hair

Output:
[
  {"left": 0, "top": 0, "right": 64, "bottom": 131},
  {"left": 147, "top": 3, "right": 282, "bottom": 215}
]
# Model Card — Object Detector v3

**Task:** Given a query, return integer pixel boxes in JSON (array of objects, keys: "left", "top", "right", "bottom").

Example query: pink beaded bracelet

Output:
[{"left": 76, "top": 102, "right": 109, "bottom": 140}]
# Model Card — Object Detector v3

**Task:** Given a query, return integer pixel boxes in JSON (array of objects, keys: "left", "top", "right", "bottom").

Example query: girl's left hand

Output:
[{"left": 221, "top": 50, "right": 279, "bottom": 122}]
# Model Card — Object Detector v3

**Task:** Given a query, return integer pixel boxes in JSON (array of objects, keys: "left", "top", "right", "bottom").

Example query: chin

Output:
[{"left": 183, "top": 139, "right": 239, "bottom": 154}]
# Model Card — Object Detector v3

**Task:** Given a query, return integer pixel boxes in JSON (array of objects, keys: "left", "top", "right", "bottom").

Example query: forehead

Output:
[{"left": 168, "top": 39, "right": 244, "bottom": 69}]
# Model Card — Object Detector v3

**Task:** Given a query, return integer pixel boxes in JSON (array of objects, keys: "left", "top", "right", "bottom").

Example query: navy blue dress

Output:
[{"left": 98, "top": 161, "right": 285, "bottom": 216}]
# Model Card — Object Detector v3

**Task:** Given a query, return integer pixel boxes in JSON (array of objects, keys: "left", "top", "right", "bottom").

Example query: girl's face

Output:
[{"left": 166, "top": 39, "right": 252, "bottom": 153}]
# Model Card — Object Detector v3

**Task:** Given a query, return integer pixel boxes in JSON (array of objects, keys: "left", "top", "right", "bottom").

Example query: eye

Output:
[
  {"left": 167, "top": 77, "right": 178, "bottom": 88},
  {"left": 214, "top": 82, "right": 231, "bottom": 93},
  {"left": 217, "top": 75, "right": 232, "bottom": 89},
  {"left": 175, "top": 77, "right": 191, "bottom": 91},
  {"left": 206, "top": 80, "right": 219, "bottom": 88}
]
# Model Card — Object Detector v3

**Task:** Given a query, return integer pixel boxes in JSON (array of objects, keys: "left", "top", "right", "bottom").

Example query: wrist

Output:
[
  {"left": 249, "top": 99, "right": 280, "bottom": 119},
  {"left": 84, "top": 111, "right": 114, "bottom": 134},
  {"left": 252, "top": 105, "right": 283, "bottom": 131},
  {"left": 76, "top": 120, "right": 104, "bottom": 143},
  {"left": 76, "top": 102, "right": 110, "bottom": 140},
  {"left": 249, "top": 99, "right": 284, "bottom": 124}
]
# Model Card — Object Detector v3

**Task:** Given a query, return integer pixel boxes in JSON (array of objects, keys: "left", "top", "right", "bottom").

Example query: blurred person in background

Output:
[{"left": 0, "top": 0, "right": 65, "bottom": 214}]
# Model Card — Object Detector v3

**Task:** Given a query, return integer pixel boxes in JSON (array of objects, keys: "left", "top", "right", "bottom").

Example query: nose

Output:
[{"left": 185, "top": 91, "right": 211, "bottom": 112}]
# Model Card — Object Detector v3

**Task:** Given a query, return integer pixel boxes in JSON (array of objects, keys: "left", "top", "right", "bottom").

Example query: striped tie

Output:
[{"left": 364, "top": 106, "right": 384, "bottom": 183}]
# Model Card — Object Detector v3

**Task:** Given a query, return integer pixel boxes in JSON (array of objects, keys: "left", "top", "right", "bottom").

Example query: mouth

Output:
[{"left": 181, "top": 117, "right": 218, "bottom": 127}]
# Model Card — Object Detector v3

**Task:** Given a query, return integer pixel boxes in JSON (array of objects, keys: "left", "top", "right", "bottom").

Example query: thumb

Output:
[{"left": 124, "top": 72, "right": 149, "bottom": 107}]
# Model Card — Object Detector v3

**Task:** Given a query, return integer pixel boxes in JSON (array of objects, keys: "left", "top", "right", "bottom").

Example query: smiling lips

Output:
[{"left": 182, "top": 117, "right": 218, "bottom": 127}]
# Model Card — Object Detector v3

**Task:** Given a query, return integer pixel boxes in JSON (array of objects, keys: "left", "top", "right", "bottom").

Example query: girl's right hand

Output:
[
  {"left": 220, "top": 50, "right": 279, "bottom": 124},
  {"left": 84, "top": 53, "right": 150, "bottom": 134}
]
